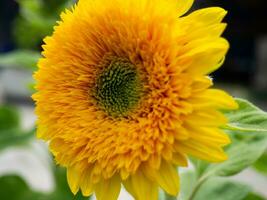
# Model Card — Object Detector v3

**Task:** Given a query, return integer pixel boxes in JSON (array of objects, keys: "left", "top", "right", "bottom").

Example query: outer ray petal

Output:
[
  {"left": 172, "top": 152, "right": 188, "bottom": 167},
  {"left": 80, "top": 167, "right": 94, "bottom": 196},
  {"left": 67, "top": 166, "right": 81, "bottom": 195},
  {"left": 123, "top": 171, "right": 158, "bottom": 200},
  {"left": 182, "top": 7, "right": 227, "bottom": 25},
  {"left": 191, "top": 76, "right": 213, "bottom": 93},
  {"left": 175, "top": 140, "right": 228, "bottom": 162},
  {"left": 176, "top": 0, "right": 194, "bottom": 16},
  {"left": 186, "top": 126, "right": 231, "bottom": 146},
  {"left": 155, "top": 161, "right": 180, "bottom": 196},
  {"left": 180, "top": 38, "right": 229, "bottom": 75},
  {"left": 187, "top": 23, "right": 227, "bottom": 40},
  {"left": 185, "top": 110, "right": 228, "bottom": 127},
  {"left": 95, "top": 175, "right": 121, "bottom": 200},
  {"left": 189, "top": 89, "right": 238, "bottom": 110}
]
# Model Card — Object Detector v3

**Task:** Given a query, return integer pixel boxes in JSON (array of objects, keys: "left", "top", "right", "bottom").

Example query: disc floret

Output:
[{"left": 94, "top": 58, "right": 143, "bottom": 117}]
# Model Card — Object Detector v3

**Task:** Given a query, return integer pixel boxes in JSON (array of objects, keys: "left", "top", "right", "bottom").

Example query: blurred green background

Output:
[{"left": 0, "top": 0, "right": 267, "bottom": 200}]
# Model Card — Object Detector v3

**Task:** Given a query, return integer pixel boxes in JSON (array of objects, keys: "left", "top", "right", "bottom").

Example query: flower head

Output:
[{"left": 33, "top": 0, "right": 238, "bottom": 199}]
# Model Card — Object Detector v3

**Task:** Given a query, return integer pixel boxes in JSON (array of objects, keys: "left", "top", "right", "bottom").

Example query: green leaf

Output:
[
  {"left": 0, "top": 170, "right": 90, "bottom": 200},
  {"left": 43, "top": 0, "right": 74, "bottom": 14},
  {"left": 0, "top": 175, "right": 43, "bottom": 200},
  {"left": 253, "top": 152, "right": 267, "bottom": 176},
  {"left": 0, "top": 50, "right": 40, "bottom": 70},
  {"left": 164, "top": 194, "right": 177, "bottom": 200},
  {"left": 13, "top": 0, "right": 72, "bottom": 49},
  {"left": 224, "top": 98, "right": 267, "bottom": 132},
  {"left": 0, "top": 105, "right": 34, "bottom": 151},
  {"left": 194, "top": 178, "right": 251, "bottom": 200},
  {"left": 0, "top": 129, "right": 34, "bottom": 151},
  {"left": 189, "top": 157, "right": 210, "bottom": 178},
  {"left": 178, "top": 169, "right": 197, "bottom": 200},
  {"left": 0, "top": 106, "right": 20, "bottom": 130},
  {"left": 243, "top": 193, "right": 265, "bottom": 200}
]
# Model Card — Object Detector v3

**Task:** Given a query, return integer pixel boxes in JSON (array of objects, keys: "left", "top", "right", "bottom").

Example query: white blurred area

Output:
[{"left": 0, "top": 106, "right": 55, "bottom": 193}]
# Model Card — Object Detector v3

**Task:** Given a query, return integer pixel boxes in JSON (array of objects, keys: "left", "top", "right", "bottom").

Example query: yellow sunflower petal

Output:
[
  {"left": 183, "top": 7, "right": 227, "bottom": 25},
  {"left": 185, "top": 109, "right": 228, "bottom": 127},
  {"left": 95, "top": 175, "right": 121, "bottom": 200},
  {"left": 187, "top": 23, "right": 227, "bottom": 40},
  {"left": 175, "top": 140, "right": 228, "bottom": 162},
  {"left": 191, "top": 76, "right": 213, "bottom": 93},
  {"left": 189, "top": 89, "right": 238, "bottom": 110},
  {"left": 187, "top": 126, "right": 231, "bottom": 146},
  {"left": 67, "top": 166, "right": 81, "bottom": 195},
  {"left": 80, "top": 167, "right": 94, "bottom": 196},
  {"left": 155, "top": 160, "right": 180, "bottom": 196},
  {"left": 124, "top": 171, "right": 158, "bottom": 200},
  {"left": 176, "top": 0, "right": 194, "bottom": 16},
  {"left": 172, "top": 152, "right": 188, "bottom": 167},
  {"left": 180, "top": 38, "right": 229, "bottom": 75}
]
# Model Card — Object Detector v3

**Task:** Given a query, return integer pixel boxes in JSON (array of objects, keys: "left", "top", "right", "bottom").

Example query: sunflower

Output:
[{"left": 33, "top": 0, "right": 238, "bottom": 199}]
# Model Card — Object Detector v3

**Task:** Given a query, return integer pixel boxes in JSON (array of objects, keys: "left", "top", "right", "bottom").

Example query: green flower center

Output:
[{"left": 94, "top": 58, "right": 143, "bottom": 117}]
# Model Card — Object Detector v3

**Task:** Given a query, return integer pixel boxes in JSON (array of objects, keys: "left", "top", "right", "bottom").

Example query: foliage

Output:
[
  {"left": 244, "top": 193, "right": 265, "bottom": 200},
  {"left": 0, "top": 0, "right": 73, "bottom": 70},
  {"left": 0, "top": 50, "right": 40, "bottom": 70},
  {"left": 13, "top": 0, "right": 73, "bottom": 50},
  {"left": 193, "top": 178, "right": 251, "bottom": 200},
  {"left": 0, "top": 168, "right": 90, "bottom": 200},
  {"left": 0, "top": 103, "right": 90, "bottom": 199},
  {"left": 0, "top": 175, "right": 41, "bottom": 200},
  {"left": 0, "top": 105, "right": 20, "bottom": 130},
  {"left": 253, "top": 152, "right": 267, "bottom": 176},
  {"left": 0, "top": 105, "right": 34, "bottom": 151}
]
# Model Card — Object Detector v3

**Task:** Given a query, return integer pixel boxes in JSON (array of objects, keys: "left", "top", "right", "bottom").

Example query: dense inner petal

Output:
[{"left": 94, "top": 58, "right": 143, "bottom": 117}]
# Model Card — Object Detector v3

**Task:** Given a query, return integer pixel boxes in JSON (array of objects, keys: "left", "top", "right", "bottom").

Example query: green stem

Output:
[
  {"left": 165, "top": 193, "right": 177, "bottom": 200},
  {"left": 186, "top": 175, "right": 209, "bottom": 200}
]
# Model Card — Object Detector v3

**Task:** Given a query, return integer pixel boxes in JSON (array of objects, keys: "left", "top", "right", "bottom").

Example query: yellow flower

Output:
[{"left": 33, "top": 0, "right": 238, "bottom": 199}]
